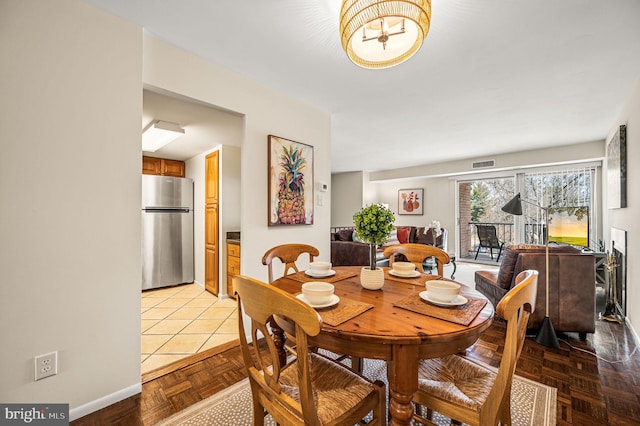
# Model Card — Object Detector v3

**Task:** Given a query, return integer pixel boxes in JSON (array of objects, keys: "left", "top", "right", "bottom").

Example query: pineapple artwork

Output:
[
  {"left": 268, "top": 135, "right": 314, "bottom": 226},
  {"left": 398, "top": 188, "right": 424, "bottom": 215}
]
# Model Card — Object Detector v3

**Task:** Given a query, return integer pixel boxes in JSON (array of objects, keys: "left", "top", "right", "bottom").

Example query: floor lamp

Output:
[{"left": 502, "top": 193, "right": 560, "bottom": 348}]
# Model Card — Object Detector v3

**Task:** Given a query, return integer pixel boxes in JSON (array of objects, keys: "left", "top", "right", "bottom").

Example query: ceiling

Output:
[{"left": 85, "top": 0, "right": 640, "bottom": 173}]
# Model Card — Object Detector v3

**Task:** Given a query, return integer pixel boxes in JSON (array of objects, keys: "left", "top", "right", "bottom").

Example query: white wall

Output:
[
  {"left": 376, "top": 177, "right": 455, "bottom": 230},
  {"left": 370, "top": 141, "right": 604, "bottom": 181},
  {"left": 0, "top": 0, "right": 331, "bottom": 417},
  {"left": 0, "top": 0, "right": 142, "bottom": 410},
  {"left": 605, "top": 78, "right": 640, "bottom": 341},
  {"left": 142, "top": 35, "right": 332, "bottom": 287},
  {"left": 331, "top": 172, "right": 365, "bottom": 227}
]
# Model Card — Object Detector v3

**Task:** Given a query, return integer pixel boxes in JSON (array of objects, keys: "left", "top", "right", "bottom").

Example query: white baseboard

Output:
[{"left": 69, "top": 382, "right": 141, "bottom": 421}]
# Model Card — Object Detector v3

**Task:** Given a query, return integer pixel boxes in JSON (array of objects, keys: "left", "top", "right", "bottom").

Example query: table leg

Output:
[
  {"left": 269, "top": 317, "right": 287, "bottom": 367},
  {"left": 387, "top": 345, "right": 419, "bottom": 426}
]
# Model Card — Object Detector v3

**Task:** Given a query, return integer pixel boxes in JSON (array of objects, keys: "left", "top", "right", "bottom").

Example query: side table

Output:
[{"left": 423, "top": 254, "right": 457, "bottom": 279}]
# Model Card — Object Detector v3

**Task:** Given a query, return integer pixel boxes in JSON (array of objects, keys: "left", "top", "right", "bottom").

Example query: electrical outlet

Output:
[{"left": 35, "top": 351, "right": 58, "bottom": 381}]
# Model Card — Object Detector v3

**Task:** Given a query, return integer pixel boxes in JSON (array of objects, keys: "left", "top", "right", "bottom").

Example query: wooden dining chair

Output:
[
  {"left": 383, "top": 243, "right": 451, "bottom": 276},
  {"left": 412, "top": 269, "right": 538, "bottom": 426},
  {"left": 262, "top": 243, "right": 320, "bottom": 283},
  {"left": 233, "top": 275, "right": 386, "bottom": 426}
]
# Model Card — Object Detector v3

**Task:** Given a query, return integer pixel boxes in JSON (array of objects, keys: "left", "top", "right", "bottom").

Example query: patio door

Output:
[{"left": 457, "top": 177, "right": 515, "bottom": 261}]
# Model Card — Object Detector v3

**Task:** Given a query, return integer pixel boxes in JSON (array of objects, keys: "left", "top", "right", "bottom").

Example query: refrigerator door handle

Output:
[{"left": 143, "top": 207, "right": 191, "bottom": 213}]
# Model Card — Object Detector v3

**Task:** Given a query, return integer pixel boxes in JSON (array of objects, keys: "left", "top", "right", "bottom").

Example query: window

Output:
[{"left": 523, "top": 167, "right": 595, "bottom": 249}]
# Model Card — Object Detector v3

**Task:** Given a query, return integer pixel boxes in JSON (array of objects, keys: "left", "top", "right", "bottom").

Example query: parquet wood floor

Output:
[{"left": 72, "top": 318, "right": 639, "bottom": 425}]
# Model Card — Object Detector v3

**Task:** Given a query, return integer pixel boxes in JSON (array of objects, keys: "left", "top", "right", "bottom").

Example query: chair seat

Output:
[
  {"left": 281, "top": 353, "right": 377, "bottom": 424},
  {"left": 417, "top": 355, "right": 496, "bottom": 412}
]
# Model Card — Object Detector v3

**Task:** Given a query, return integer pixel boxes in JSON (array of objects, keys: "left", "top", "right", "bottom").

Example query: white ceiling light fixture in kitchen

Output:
[{"left": 142, "top": 120, "right": 185, "bottom": 152}]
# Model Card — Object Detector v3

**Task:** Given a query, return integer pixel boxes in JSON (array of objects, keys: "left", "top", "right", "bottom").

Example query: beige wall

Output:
[
  {"left": 370, "top": 141, "right": 604, "bottom": 181},
  {"left": 0, "top": 0, "right": 331, "bottom": 418},
  {"left": 0, "top": 0, "right": 142, "bottom": 410},
  {"left": 143, "top": 35, "right": 332, "bottom": 285},
  {"left": 605, "top": 78, "right": 640, "bottom": 341},
  {"left": 331, "top": 172, "right": 365, "bottom": 227},
  {"left": 375, "top": 177, "right": 456, "bottom": 250}
]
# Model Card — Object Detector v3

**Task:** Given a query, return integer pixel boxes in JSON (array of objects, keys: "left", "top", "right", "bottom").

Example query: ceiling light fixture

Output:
[
  {"left": 142, "top": 120, "right": 185, "bottom": 152},
  {"left": 340, "top": 0, "right": 431, "bottom": 69}
]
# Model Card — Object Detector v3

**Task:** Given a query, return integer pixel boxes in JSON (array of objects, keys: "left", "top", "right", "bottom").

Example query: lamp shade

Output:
[
  {"left": 501, "top": 193, "right": 523, "bottom": 216},
  {"left": 340, "top": 0, "right": 431, "bottom": 69}
]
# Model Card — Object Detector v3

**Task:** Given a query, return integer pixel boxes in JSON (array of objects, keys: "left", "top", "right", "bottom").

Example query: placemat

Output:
[
  {"left": 287, "top": 270, "right": 358, "bottom": 284},
  {"left": 295, "top": 294, "right": 374, "bottom": 326},
  {"left": 393, "top": 293, "right": 488, "bottom": 326}
]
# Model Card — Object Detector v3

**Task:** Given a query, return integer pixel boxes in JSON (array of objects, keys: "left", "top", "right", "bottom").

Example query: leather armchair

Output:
[{"left": 475, "top": 244, "right": 595, "bottom": 337}]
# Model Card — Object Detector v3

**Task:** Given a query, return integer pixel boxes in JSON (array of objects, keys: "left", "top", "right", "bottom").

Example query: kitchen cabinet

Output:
[
  {"left": 226, "top": 241, "right": 240, "bottom": 299},
  {"left": 142, "top": 156, "right": 185, "bottom": 177}
]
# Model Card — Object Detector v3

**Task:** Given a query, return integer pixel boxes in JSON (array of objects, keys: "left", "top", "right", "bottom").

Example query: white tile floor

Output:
[{"left": 141, "top": 283, "right": 238, "bottom": 374}]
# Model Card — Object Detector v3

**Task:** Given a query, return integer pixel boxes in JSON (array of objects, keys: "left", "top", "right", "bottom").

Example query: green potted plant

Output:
[{"left": 353, "top": 204, "right": 395, "bottom": 289}]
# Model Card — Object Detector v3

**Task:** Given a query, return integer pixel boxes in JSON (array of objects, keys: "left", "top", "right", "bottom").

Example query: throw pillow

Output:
[
  {"left": 336, "top": 229, "right": 354, "bottom": 241},
  {"left": 397, "top": 228, "right": 409, "bottom": 244},
  {"left": 414, "top": 228, "right": 432, "bottom": 245},
  {"left": 383, "top": 229, "right": 400, "bottom": 246}
]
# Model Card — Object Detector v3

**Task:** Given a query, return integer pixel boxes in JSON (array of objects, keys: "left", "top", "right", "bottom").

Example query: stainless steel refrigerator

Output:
[{"left": 141, "top": 175, "right": 194, "bottom": 290}]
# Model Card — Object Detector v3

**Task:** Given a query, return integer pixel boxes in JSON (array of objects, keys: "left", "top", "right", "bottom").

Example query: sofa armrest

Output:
[
  {"left": 557, "top": 254, "right": 595, "bottom": 333},
  {"left": 474, "top": 270, "right": 507, "bottom": 309},
  {"left": 515, "top": 252, "right": 595, "bottom": 333}
]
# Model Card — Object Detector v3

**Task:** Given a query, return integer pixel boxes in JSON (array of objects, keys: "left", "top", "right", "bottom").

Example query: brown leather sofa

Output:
[
  {"left": 331, "top": 226, "right": 446, "bottom": 267},
  {"left": 475, "top": 244, "right": 596, "bottom": 337}
]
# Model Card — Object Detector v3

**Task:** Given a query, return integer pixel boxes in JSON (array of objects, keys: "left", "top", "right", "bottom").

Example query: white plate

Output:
[
  {"left": 419, "top": 291, "right": 468, "bottom": 307},
  {"left": 305, "top": 269, "right": 336, "bottom": 278},
  {"left": 389, "top": 269, "right": 421, "bottom": 278},
  {"left": 296, "top": 293, "right": 340, "bottom": 309}
]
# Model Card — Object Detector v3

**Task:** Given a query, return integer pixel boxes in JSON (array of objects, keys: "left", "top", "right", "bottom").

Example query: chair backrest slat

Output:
[{"left": 262, "top": 244, "right": 320, "bottom": 283}]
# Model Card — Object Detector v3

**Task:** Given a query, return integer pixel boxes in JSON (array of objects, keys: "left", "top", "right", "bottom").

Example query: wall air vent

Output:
[{"left": 472, "top": 160, "right": 495, "bottom": 169}]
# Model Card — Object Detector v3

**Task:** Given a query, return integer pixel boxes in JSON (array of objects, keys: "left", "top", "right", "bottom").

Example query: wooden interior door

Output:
[{"left": 205, "top": 151, "right": 219, "bottom": 295}]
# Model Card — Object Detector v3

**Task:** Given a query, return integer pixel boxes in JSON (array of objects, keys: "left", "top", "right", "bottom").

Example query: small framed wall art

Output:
[
  {"left": 606, "top": 124, "right": 627, "bottom": 209},
  {"left": 267, "top": 135, "right": 314, "bottom": 226},
  {"left": 398, "top": 188, "right": 423, "bottom": 215}
]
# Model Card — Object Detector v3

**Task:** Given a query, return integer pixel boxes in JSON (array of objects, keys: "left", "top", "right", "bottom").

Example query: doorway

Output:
[
  {"left": 458, "top": 177, "right": 515, "bottom": 262},
  {"left": 141, "top": 88, "right": 243, "bottom": 377}
]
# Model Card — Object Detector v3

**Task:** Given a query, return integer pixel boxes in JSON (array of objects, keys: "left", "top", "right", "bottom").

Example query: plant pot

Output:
[{"left": 360, "top": 267, "right": 384, "bottom": 290}]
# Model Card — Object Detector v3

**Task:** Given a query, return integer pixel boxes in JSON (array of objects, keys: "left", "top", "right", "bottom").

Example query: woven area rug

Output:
[{"left": 157, "top": 358, "right": 556, "bottom": 426}]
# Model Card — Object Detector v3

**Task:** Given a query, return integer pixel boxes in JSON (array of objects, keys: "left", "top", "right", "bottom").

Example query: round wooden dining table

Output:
[{"left": 271, "top": 265, "right": 494, "bottom": 426}]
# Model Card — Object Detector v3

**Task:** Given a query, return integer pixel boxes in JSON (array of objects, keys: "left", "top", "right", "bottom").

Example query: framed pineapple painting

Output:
[
  {"left": 268, "top": 135, "right": 314, "bottom": 226},
  {"left": 398, "top": 188, "right": 423, "bottom": 215}
]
